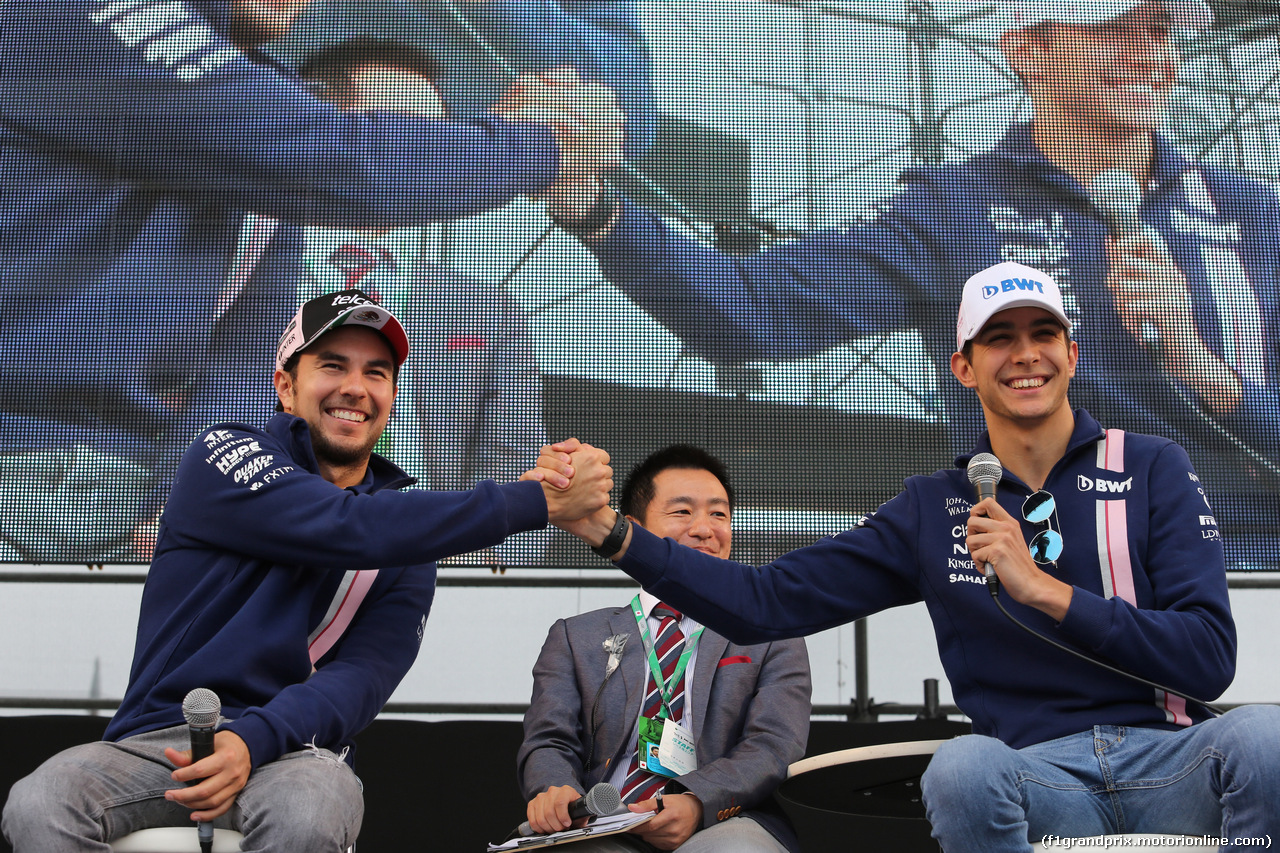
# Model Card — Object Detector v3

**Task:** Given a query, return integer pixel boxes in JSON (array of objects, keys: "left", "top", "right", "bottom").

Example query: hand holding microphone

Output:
[
  {"left": 965, "top": 453, "right": 1051, "bottom": 596},
  {"left": 966, "top": 454, "right": 1002, "bottom": 590},
  {"left": 965, "top": 455, "right": 1074, "bottom": 621},
  {"left": 517, "top": 782, "right": 622, "bottom": 838},
  {"left": 1090, "top": 168, "right": 1192, "bottom": 358},
  {"left": 163, "top": 689, "right": 251, "bottom": 837},
  {"left": 182, "top": 688, "right": 220, "bottom": 853}
]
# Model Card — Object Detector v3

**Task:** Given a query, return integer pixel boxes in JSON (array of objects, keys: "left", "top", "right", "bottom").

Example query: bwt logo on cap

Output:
[
  {"left": 984, "top": 277, "right": 1046, "bottom": 299},
  {"left": 956, "top": 261, "right": 1070, "bottom": 351}
]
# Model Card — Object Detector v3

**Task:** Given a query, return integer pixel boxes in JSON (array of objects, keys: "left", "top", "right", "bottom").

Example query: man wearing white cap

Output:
[
  {"left": 3, "top": 289, "right": 613, "bottom": 851},
  {"left": 541, "top": 0, "right": 1279, "bottom": 572},
  {"left": 544, "top": 260, "right": 1280, "bottom": 849}
]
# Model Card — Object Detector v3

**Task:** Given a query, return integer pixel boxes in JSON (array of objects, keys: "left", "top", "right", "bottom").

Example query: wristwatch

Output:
[{"left": 591, "top": 510, "right": 630, "bottom": 559}]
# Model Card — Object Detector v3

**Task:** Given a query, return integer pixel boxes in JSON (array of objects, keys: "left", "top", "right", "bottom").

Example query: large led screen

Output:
[{"left": 1, "top": 0, "right": 1276, "bottom": 571}]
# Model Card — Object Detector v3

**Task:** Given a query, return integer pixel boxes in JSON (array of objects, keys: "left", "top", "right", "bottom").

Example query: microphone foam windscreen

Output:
[
  {"left": 182, "top": 687, "right": 221, "bottom": 727},
  {"left": 967, "top": 453, "right": 1002, "bottom": 487}
]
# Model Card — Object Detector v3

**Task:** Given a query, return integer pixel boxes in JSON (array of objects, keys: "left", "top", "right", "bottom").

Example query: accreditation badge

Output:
[
  {"left": 658, "top": 718, "right": 697, "bottom": 776},
  {"left": 637, "top": 716, "right": 677, "bottom": 777}
]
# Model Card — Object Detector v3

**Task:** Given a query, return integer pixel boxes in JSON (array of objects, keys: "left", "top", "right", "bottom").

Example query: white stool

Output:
[
  {"left": 109, "top": 828, "right": 354, "bottom": 852},
  {"left": 1032, "top": 835, "right": 1217, "bottom": 852},
  {"left": 110, "top": 827, "right": 245, "bottom": 852},
  {"left": 786, "top": 738, "right": 949, "bottom": 778}
]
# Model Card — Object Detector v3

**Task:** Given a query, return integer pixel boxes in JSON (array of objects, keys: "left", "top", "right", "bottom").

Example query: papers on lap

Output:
[{"left": 487, "top": 810, "right": 657, "bottom": 850}]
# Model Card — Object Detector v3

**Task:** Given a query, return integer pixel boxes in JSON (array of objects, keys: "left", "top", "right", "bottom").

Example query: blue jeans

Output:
[
  {"left": 921, "top": 705, "right": 1280, "bottom": 852},
  {"left": 2, "top": 724, "right": 362, "bottom": 852}
]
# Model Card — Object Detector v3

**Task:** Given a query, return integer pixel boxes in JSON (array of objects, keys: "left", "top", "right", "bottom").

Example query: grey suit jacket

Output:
[
  {"left": 518, "top": 605, "right": 811, "bottom": 850},
  {"left": 299, "top": 227, "right": 549, "bottom": 565}
]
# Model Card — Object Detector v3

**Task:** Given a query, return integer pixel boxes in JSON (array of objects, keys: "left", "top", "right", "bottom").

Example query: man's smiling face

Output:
[
  {"left": 633, "top": 467, "right": 733, "bottom": 559},
  {"left": 1017, "top": 1, "right": 1181, "bottom": 136},
  {"left": 274, "top": 325, "right": 397, "bottom": 473},
  {"left": 952, "top": 306, "right": 1078, "bottom": 429}
]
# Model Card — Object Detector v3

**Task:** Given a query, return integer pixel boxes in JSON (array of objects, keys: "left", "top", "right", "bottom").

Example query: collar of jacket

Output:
[
  {"left": 954, "top": 406, "right": 1108, "bottom": 474},
  {"left": 265, "top": 412, "right": 418, "bottom": 492},
  {"left": 992, "top": 121, "right": 1198, "bottom": 200}
]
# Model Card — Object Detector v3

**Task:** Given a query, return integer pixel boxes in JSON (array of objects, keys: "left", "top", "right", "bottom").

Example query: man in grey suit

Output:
[
  {"left": 518, "top": 445, "right": 812, "bottom": 852},
  {"left": 298, "top": 39, "right": 549, "bottom": 565}
]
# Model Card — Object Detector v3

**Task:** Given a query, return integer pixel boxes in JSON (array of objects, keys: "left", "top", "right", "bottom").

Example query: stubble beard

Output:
[{"left": 309, "top": 420, "right": 381, "bottom": 470}]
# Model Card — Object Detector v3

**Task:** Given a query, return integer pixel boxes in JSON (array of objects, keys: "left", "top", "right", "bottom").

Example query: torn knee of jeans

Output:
[{"left": 302, "top": 739, "right": 350, "bottom": 766}]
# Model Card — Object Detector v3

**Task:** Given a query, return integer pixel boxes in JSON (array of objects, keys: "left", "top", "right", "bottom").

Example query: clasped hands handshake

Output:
[
  {"left": 521, "top": 438, "right": 619, "bottom": 545},
  {"left": 493, "top": 67, "right": 622, "bottom": 221}
]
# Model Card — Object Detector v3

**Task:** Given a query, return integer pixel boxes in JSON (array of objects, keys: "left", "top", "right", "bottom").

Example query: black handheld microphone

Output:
[
  {"left": 966, "top": 453, "right": 1002, "bottom": 590},
  {"left": 513, "top": 782, "right": 622, "bottom": 839},
  {"left": 1091, "top": 172, "right": 1280, "bottom": 480},
  {"left": 1089, "top": 168, "right": 1161, "bottom": 352},
  {"left": 182, "top": 687, "right": 221, "bottom": 853}
]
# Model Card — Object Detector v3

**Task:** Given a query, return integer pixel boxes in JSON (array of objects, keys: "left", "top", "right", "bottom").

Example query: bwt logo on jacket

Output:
[
  {"left": 1078, "top": 474, "right": 1133, "bottom": 493},
  {"left": 982, "top": 277, "right": 1046, "bottom": 299}
]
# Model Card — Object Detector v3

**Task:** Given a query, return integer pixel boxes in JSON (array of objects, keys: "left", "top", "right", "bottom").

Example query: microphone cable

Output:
[{"left": 585, "top": 633, "right": 629, "bottom": 772}]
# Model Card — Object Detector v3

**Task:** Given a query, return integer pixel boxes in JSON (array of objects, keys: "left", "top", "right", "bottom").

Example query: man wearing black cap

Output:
[{"left": 2, "top": 290, "right": 613, "bottom": 852}]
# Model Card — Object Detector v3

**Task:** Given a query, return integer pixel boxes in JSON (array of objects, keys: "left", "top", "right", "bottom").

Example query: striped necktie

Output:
[
  {"left": 328, "top": 242, "right": 396, "bottom": 298},
  {"left": 619, "top": 603, "right": 686, "bottom": 804}
]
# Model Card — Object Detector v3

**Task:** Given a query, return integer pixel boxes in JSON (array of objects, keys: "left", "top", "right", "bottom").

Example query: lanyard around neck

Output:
[{"left": 630, "top": 594, "right": 704, "bottom": 720}]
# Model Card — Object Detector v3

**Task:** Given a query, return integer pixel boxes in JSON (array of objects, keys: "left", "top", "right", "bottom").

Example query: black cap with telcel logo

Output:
[{"left": 275, "top": 290, "right": 409, "bottom": 371}]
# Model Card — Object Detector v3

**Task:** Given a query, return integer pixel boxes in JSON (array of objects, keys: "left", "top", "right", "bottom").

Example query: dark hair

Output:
[
  {"left": 297, "top": 38, "right": 442, "bottom": 107},
  {"left": 620, "top": 444, "right": 735, "bottom": 521}
]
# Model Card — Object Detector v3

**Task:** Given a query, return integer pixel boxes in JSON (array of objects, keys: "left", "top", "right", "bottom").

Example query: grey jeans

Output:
[
  {"left": 2, "top": 724, "right": 363, "bottom": 852},
  {"left": 0, "top": 446, "right": 153, "bottom": 563}
]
